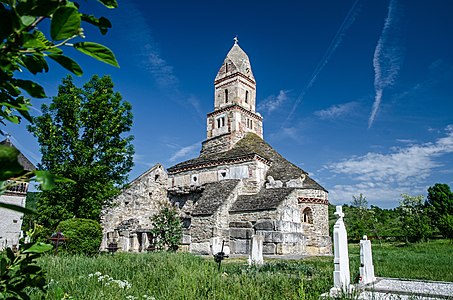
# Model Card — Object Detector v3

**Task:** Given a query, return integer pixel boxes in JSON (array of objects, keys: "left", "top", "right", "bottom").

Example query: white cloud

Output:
[
  {"left": 258, "top": 90, "right": 289, "bottom": 114},
  {"left": 314, "top": 102, "right": 358, "bottom": 120},
  {"left": 120, "top": 3, "right": 178, "bottom": 89},
  {"left": 169, "top": 142, "right": 200, "bottom": 162},
  {"left": 133, "top": 153, "right": 155, "bottom": 167},
  {"left": 323, "top": 125, "right": 453, "bottom": 206},
  {"left": 369, "top": 0, "right": 404, "bottom": 128}
]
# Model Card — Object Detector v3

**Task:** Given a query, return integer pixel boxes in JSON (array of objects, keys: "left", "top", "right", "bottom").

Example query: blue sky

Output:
[{"left": 5, "top": 0, "right": 453, "bottom": 208}]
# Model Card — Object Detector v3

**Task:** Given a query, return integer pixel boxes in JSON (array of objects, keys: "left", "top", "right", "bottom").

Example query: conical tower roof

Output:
[{"left": 215, "top": 38, "right": 255, "bottom": 82}]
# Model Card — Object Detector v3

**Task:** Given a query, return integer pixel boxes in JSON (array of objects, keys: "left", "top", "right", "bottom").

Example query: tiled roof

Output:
[
  {"left": 229, "top": 188, "right": 296, "bottom": 212},
  {"left": 192, "top": 180, "right": 240, "bottom": 216},
  {"left": 168, "top": 133, "right": 326, "bottom": 191}
]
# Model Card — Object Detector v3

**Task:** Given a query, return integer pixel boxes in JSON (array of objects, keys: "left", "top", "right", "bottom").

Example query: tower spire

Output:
[{"left": 234, "top": 36, "right": 238, "bottom": 44}]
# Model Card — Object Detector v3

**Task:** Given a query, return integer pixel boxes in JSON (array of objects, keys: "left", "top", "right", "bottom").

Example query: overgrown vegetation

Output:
[{"left": 25, "top": 239, "right": 453, "bottom": 300}]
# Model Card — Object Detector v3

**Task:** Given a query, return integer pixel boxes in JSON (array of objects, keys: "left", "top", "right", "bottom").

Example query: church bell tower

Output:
[{"left": 201, "top": 38, "right": 263, "bottom": 155}]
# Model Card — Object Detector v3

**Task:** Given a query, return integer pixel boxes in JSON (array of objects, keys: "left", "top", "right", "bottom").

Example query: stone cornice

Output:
[
  {"left": 214, "top": 72, "right": 256, "bottom": 86},
  {"left": 207, "top": 104, "right": 262, "bottom": 121},
  {"left": 215, "top": 78, "right": 256, "bottom": 90},
  {"left": 168, "top": 154, "right": 271, "bottom": 175}
]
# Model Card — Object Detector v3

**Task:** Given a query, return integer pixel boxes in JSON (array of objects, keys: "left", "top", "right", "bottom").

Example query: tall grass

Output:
[
  {"left": 349, "top": 239, "right": 453, "bottom": 282},
  {"left": 30, "top": 240, "right": 452, "bottom": 299},
  {"left": 32, "top": 252, "right": 332, "bottom": 300}
]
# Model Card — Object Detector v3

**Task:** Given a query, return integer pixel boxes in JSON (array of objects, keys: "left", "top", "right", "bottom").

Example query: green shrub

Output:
[
  {"left": 150, "top": 206, "right": 182, "bottom": 252},
  {"left": 56, "top": 218, "right": 102, "bottom": 256}
]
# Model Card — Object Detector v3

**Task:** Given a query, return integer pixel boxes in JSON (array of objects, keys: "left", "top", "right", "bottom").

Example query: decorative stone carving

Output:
[{"left": 265, "top": 176, "right": 283, "bottom": 189}]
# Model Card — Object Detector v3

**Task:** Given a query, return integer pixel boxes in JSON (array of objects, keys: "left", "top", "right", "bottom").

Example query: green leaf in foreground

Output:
[
  {"left": 48, "top": 54, "right": 83, "bottom": 76},
  {"left": 0, "top": 202, "right": 36, "bottom": 215},
  {"left": 50, "top": 6, "right": 81, "bottom": 41},
  {"left": 23, "top": 242, "right": 53, "bottom": 254},
  {"left": 0, "top": 145, "right": 24, "bottom": 180},
  {"left": 98, "top": 0, "right": 118, "bottom": 9},
  {"left": 73, "top": 42, "right": 119, "bottom": 67},
  {"left": 34, "top": 170, "right": 75, "bottom": 191},
  {"left": 14, "top": 79, "right": 47, "bottom": 98}
]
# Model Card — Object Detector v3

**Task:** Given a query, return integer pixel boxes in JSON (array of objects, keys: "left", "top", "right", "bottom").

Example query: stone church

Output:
[{"left": 100, "top": 40, "right": 331, "bottom": 256}]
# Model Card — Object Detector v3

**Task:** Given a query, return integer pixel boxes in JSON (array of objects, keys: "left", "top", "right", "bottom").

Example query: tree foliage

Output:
[
  {"left": 398, "top": 194, "right": 433, "bottom": 243},
  {"left": 347, "top": 193, "right": 369, "bottom": 240},
  {"left": 1, "top": 0, "right": 119, "bottom": 212},
  {"left": 151, "top": 206, "right": 183, "bottom": 252},
  {"left": 28, "top": 75, "right": 134, "bottom": 228},
  {"left": 426, "top": 183, "right": 453, "bottom": 239}
]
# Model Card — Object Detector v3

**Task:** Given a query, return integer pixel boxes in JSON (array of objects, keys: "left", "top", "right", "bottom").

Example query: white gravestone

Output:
[
  {"left": 332, "top": 206, "right": 350, "bottom": 292},
  {"left": 211, "top": 237, "right": 223, "bottom": 255},
  {"left": 250, "top": 235, "right": 264, "bottom": 265},
  {"left": 359, "top": 235, "right": 376, "bottom": 284}
]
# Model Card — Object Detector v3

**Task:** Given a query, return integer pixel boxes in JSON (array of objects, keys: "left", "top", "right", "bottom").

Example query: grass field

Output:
[{"left": 29, "top": 240, "right": 453, "bottom": 300}]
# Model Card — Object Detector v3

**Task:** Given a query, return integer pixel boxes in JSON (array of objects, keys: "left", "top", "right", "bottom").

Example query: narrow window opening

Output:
[
  {"left": 302, "top": 207, "right": 313, "bottom": 224},
  {"left": 245, "top": 91, "right": 249, "bottom": 103},
  {"left": 225, "top": 63, "right": 228, "bottom": 73},
  {"left": 225, "top": 89, "right": 228, "bottom": 103}
]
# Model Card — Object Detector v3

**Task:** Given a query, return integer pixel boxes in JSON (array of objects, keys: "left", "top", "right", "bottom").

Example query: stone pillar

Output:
[
  {"left": 142, "top": 232, "right": 149, "bottom": 252},
  {"left": 359, "top": 235, "right": 376, "bottom": 284},
  {"left": 100, "top": 233, "right": 108, "bottom": 251},
  {"left": 250, "top": 235, "right": 264, "bottom": 265},
  {"left": 120, "top": 236, "right": 129, "bottom": 252},
  {"left": 332, "top": 206, "right": 350, "bottom": 291},
  {"left": 130, "top": 233, "right": 139, "bottom": 252}
]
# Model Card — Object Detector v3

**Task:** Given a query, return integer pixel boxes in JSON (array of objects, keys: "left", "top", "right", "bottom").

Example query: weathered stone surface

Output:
[
  {"left": 190, "top": 242, "right": 211, "bottom": 255},
  {"left": 181, "top": 234, "right": 191, "bottom": 245},
  {"left": 229, "top": 221, "right": 252, "bottom": 228},
  {"left": 229, "top": 228, "right": 253, "bottom": 239},
  {"left": 230, "top": 239, "right": 250, "bottom": 254},
  {"left": 254, "top": 220, "right": 274, "bottom": 231},
  {"left": 263, "top": 242, "right": 276, "bottom": 254}
]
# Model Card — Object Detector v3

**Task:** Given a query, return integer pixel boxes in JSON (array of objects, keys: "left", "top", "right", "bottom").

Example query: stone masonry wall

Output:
[{"left": 100, "top": 164, "right": 168, "bottom": 251}]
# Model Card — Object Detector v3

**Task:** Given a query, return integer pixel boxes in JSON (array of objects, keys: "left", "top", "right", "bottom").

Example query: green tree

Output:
[
  {"left": 426, "top": 183, "right": 453, "bottom": 238},
  {"left": 151, "top": 206, "right": 183, "bottom": 252},
  {"left": 398, "top": 194, "right": 433, "bottom": 243},
  {"left": 28, "top": 75, "right": 134, "bottom": 228},
  {"left": 347, "top": 193, "right": 369, "bottom": 240},
  {"left": 1, "top": 0, "right": 119, "bottom": 212}
]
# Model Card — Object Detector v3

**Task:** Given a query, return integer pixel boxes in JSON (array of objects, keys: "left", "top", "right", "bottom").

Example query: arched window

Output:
[
  {"left": 245, "top": 90, "right": 249, "bottom": 103},
  {"left": 225, "top": 89, "right": 228, "bottom": 103},
  {"left": 302, "top": 207, "right": 313, "bottom": 224}
]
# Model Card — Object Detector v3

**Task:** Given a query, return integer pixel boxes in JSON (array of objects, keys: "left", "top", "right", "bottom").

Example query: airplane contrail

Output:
[
  {"left": 284, "top": 0, "right": 362, "bottom": 126},
  {"left": 368, "top": 0, "right": 403, "bottom": 128}
]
